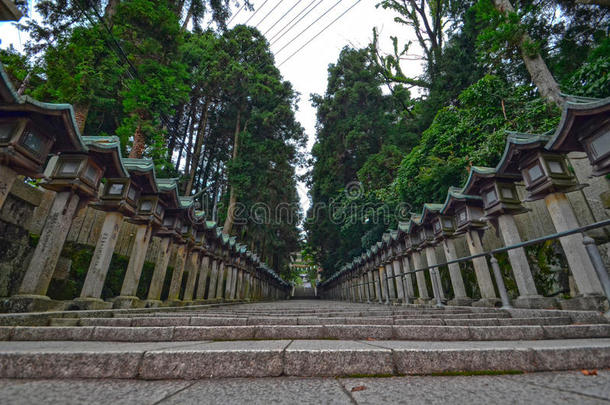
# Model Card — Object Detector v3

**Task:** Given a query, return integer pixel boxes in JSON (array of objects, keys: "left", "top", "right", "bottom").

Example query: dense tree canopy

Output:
[
  {"left": 306, "top": 0, "right": 609, "bottom": 280},
  {"left": 1, "top": 0, "right": 303, "bottom": 278}
]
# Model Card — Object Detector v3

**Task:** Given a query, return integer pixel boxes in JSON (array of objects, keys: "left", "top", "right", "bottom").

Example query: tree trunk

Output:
[
  {"left": 167, "top": 103, "right": 185, "bottom": 157},
  {"left": 185, "top": 99, "right": 211, "bottom": 195},
  {"left": 17, "top": 71, "right": 31, "bottom": 96},
  {"left": 129, "top": 121, "right": 146, "bottom": 158},
  {"left": 492, "top": 0, "right": 563, "bottom": 107},
  {"left": 73, "top": 102, "right": 91, "bottom": 134},
  {"left": 182, "top": 6, "right": 193, "bottom": 30},
  {"left": 223, "top": 109, "right": 241, "bottom": 234},
  {"left": 104, "top": 0, "right": 121, "bottom": 24},
  {"left": 183, "top": 113, "right": 196, "bottom": 184}
]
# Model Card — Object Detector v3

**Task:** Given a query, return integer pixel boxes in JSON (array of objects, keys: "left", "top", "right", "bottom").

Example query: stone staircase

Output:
[
  {"left": 291, "top": 286, "right": 316, "bottom": 299},
  {"left": 0, "top": 300, "right": 609, "bottom": 379}
]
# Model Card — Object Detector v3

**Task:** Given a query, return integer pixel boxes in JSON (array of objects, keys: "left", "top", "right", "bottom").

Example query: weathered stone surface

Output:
[
  {"left": 0, "top": 379, "right": 192, "bottom": 405},
  {"left": 542, "top": 324, "right": 610, "bottom": 339},
  {"left": 79, "top": 317, "right": 133, "bottom": 327},
  {"left": 246, "top": 317, "right": 296, "bottom": 325},
  {"left": 342, "top": 374, "right": 606, "bottom": 404},
  {"left": 325, "top": 325, "right": 393, "bottom": 340},
  {"left": 12, "top": 326, "right": 95, "bottom": 341},
  {"left": 91, "top": 326, "right": 174, "bottom": 342},
  {"left": 468, "top": 325, "right": 545, "bottom": 341},
  {"left": 131, "top": 317, "right": 189, "bottom": 327},
  {"left": 283, "top": 340, "right": 393, "bottom": 377},
  {"left": 165, "top": 378, "right": 352, "bottom": 405},
  {"left": 139, "top": 340, "right": 289, "bottom": 379},
  {"left": 190, "top": 317, "right": 247, "bottom": 326},
  {"left": 254, "top": 325, "right": 324, "bottom": 340},
  {"left": 392, "top": 325, "right": 471, "bottom": 340},
  {"left": 173, "top": 326, "right": 255, "bottom": 341}
]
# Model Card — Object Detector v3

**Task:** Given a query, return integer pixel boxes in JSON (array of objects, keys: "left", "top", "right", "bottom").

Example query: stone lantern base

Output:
[
  {"left": 5, "top": 294, "right": 65, "bottom": 313},
  {"left": 447, "top": 297, "right": 474, "bottom": 306},
  {"left": 143, "top": 299, "right": 164, "bottom": 308},
  {"left": 513, "top": 296, "right": 559, "bottom": 309},
  {"left": 164, "top": 299, "right": 186, "bottom": 307},
  {"left": 69, "top": 297, "right": 113, "bottom": 311},
  {"left": 472, "top": 298, "right": 502, "bottom": 308},
  {"left": 112, "top": 296, "right": 145, "bottom": 309},
  {"left": 558, "top": 295, "right": 608, "bottom": 312}
]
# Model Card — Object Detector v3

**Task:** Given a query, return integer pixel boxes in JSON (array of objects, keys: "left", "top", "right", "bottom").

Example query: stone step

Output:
[
  {"left": 0, "top": 339, "right": 609, "bottom": 378},
  {"left": 69, "top": 315, "right": 570, "bottom": 327},
  {"left": 3, "top": 324, "right": 610, "bottom": 342}
]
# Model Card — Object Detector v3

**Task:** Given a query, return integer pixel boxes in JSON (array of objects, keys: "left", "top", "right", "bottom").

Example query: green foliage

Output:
[
  {"left": 306, "top": 47, "right": 416, "bottom": 278},
  {"left": 394, "top": 75, "right": 560, "bottom": 209},
  {"left": 45, "top": 242, "right": 159, "bottom": 300},
  {"left": 564, "top": 39, "right": 610, "bottom": 98}
]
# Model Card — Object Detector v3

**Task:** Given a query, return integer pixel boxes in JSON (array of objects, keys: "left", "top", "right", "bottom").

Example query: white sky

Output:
[{"left": 0, "top": 0, "right": 424, "bottom": 216}]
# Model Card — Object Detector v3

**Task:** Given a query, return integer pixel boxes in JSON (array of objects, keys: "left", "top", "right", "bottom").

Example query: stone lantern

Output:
[
  {"left": 0, "top": 117, "right": 54, "bottom": 175},
  {"left": 144, "top": 178, "right": 183, "bottom": 307},
  {"left": 546, "top": 96, "right": 610, "bottom": 177},
  {"left": 386, "top": 230, "right": 407, "bottom": 304},
  {"left": 420, "top": 204, "right": 449, "bottom": 302},
  {"left": 72, "top": 137, "right": 135, "bottom": 310},
  {"left": 12, "top": 146, "right": 107, "bottom": 311},
  {"left": 441, "top": 187, "right": 499, "bottom": 307},
  {"left": 462, "top": 166, "right": 555, "bottom": 309},
  {"left": 0, "top": 64, "right": 87, "bottom": 211},
  {"left": 193, "top": 221, "right": 216, "bottom": 302},
  {"left": 406, "top": 217, "right": 430, "bottom": 303},
  {"left": 497, "top": 131, "right": 604, "bottom": 308},
  {"left": 178, "top": 212, "right": 204, "bottom": 304},
  {"left": 396, "top": 221, "right": 415, "bottom": 303}
]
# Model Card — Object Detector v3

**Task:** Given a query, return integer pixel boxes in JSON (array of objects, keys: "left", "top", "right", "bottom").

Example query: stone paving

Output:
[
  {"left": 0, "top": 300, "right": 609, "bottom": 380},
  {"left": 0, "top": 371, "right": 609, "bottom": 404}
]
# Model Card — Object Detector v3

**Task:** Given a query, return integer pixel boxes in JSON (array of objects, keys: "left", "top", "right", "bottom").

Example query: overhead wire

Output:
[
  {"left": 272, "top": 0, "right": 343, "bottom": 55},
  {"left": 262, "top": 0, "right": 306, "bottom": 36},
  {"left": 244, "top": 0, "right": 271, "bottom": 25},
  {"left": 253, "top": 0, "right": 283, "bottom": 28},
  {"left": 278, "top": 0, "right": 363, "bottom": 67},
  {"left": 227, "top": 2, "right": 247, "bottom": 25},
  {"left": 268, "top": 0, "right": 324, "bottom": 45}
]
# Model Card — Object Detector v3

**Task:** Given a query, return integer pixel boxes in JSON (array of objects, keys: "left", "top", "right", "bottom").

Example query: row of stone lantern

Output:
[
  {"left": 0, "top": 63, "right": 290, "bottom": 312},
  {"left": 320, "top": 95, "right": 610, "bottom": 310}
]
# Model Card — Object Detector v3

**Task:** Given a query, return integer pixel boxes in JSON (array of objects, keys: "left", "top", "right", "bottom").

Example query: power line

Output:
[
  {"left": 262, "top": 0, "right": 306, "bottom": 37},
  {"left": 273, "top": 0, "right": 343, "bottom": 55},
  {"left": 227, "top": 2, "right": 247, "bottom": 25},
  {"left": 254, "top": 0, "right": 283, "bottom": 28},
  {"left": 244, "top": 0, "right": 271, "bottom": 25},
  {"left": 278, "top": 0, "right": 363, "bottom": 67},
  {"left": 268, "top": 0, "right": 324, "bottom": 45}
]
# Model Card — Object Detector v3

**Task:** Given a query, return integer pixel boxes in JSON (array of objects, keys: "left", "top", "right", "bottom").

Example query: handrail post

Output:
[
  {"left": 402, "top": 274, "right": 411, "bottom": 305},
  {"left": 490, "top": 256, "right": 512, "bottom": 309},
  {"left": 430, "top": 267, "right": 444, "bottom": 308},
  {"left": 583, "top": 236, "right": 610, "bottom": 316}
]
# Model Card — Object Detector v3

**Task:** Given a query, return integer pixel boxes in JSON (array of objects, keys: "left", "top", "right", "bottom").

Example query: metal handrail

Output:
[{"left": 324, "top": 218, "right": 610, "bottom": 312}]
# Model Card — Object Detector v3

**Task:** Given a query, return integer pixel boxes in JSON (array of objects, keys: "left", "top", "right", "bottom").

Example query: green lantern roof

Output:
[
  {"left": 546, "top": 96, "right": 610, "bottom": 152},
  {"left": 420, "top": 203, "right": 443, "bottom": 224},
  {"left": 440, "top": 186, "right": 482, "bottom": 215},
  {"left": 495, "top": 131, "right": 552, "bottom": 176},
  {"left": 82, "top": 136, "right": 129, "bottom": 178},
  {"left": 0, "top": 62, "right": 87, "bottom": 154},
  {"left": 122, "top": 158, "right": 159, "bottom": 194}
]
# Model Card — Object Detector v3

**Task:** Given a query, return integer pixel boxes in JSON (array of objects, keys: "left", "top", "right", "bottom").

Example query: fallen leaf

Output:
[
  {"left": 366, "top": 338, "right": 376, "bottom": 341},
  {"left": 351, "top": 385, "right": 367, "bottom": 392},
  {"left": 581, "top": 369, "right": 598, "bottom": 376}
]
